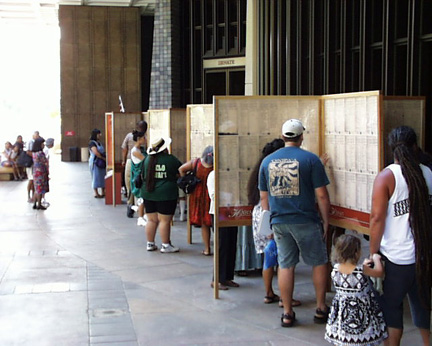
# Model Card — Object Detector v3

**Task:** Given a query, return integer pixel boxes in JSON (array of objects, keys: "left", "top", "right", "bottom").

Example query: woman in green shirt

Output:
[{"left": 143, "top": 137, "right": 182, "bottom": 253}]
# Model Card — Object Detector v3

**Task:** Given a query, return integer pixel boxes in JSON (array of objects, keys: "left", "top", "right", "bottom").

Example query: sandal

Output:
[
  {"left": 314, "top": 305, "right": 330, "bottom": 324},
  {"left": 279, "top": 298, "right": 302, "bottom": 308},
  {"left": 201, "top": 250, "right": 212, "bottom": 256},
  {"left": 281, "top": 311, "right": 296, "bottom": 327},
  {"left": 210, "top": 282, "right": 228, "bottom": 290},
  {"left": 224, "top": 280, "right": 239, "bottom": 287},
  {"left": 264, "top": 294, "right": 280, "bottom": 304}
]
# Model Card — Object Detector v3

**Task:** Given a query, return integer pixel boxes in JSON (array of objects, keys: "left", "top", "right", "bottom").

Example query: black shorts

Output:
[
  {"left": 144, "top": 199, "right": 177, "bottom": 215},
  {"left": 380, "top": 257, "right": 431, "bottom": 330}
]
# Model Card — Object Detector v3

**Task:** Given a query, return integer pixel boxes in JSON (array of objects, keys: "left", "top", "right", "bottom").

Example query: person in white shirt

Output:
[{"left": 370, "top": 126, "right": 432, "bottom": 346}]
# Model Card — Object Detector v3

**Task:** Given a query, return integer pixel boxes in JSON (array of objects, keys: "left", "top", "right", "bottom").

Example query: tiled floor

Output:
[{"left": 0, "top": 155, "right": 429, "bottom": 345}]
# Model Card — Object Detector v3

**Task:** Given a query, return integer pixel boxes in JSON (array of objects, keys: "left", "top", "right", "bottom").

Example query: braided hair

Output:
[
  {"left": 247, "top": 138, "right": 285, "bottom": 206},
  {"left": 388, "top": 126, "right": 432, "bottom": 301}
]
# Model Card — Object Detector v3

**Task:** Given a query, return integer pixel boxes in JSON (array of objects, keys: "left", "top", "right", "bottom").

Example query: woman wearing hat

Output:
[
  {"left": 31, "top": 137, "right": 49, "bottom": 210},
  {"left": 142, "top": 137, "right": 182, "bottom": 253}
]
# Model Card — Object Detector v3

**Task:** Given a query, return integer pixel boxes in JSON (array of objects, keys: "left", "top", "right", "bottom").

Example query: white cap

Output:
[{"left": 282, "top": 119, "right": 305, "bottom": 138}]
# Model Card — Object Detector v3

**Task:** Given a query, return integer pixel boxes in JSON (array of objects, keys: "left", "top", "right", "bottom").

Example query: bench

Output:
[{"left": 0, "top": 166, "right": 14, "bottom": 181}]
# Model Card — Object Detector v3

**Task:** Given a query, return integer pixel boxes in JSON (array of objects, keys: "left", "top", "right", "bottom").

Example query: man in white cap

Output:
[{"left": 258, "top": 119, "right": 330, "bottom": 328}]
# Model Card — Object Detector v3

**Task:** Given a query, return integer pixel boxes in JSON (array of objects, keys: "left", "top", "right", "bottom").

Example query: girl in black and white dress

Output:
[{"left": 325, "top": 234, "right": 388, "bottom": 346}]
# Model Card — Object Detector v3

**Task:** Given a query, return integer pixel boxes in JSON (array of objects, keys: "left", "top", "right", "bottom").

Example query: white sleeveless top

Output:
[
  {"left": 380, "top": 163, "right": 432, "bottom": 264},
  {"left": 131, "top": 146, "right": 144, "bottom": 164}
]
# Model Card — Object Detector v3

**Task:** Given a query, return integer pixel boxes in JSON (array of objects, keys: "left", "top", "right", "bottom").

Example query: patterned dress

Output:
[
  {"left": 325, "top": 264, "right": 388, "bottom": 346},
  {"left": 32, "top": 151, "right": 49, "bottom": 194},
  {"left": 189, "top": 159, "right": 212, "bottom": 227}
]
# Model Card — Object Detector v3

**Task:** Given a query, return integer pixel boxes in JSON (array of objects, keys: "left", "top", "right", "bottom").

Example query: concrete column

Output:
[
  {"left": 149, "top": 0, "right": 182, "bottom": 109},
  {"left": 245, "top": 0, "right": 258, "bottom": 96}
]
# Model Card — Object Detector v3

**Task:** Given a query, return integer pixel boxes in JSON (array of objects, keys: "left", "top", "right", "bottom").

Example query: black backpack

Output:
[{"left": 177, "top": 160, "right": 201, "bottom": 194}]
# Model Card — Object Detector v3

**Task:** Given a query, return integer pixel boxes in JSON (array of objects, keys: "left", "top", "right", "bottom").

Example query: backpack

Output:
[{"left": 177, "top": 160, "right": 201, "bottom": 194}]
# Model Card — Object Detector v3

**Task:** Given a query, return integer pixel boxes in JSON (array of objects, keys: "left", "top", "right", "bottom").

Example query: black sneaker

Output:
[{"left": 126, "top": 204, "right": 134, "bottom": 218}]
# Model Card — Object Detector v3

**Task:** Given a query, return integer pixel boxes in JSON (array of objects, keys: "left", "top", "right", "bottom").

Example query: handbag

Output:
[
  {"left": 91, "top": 141, "right": 106, "bottom": 169},
  {"left": 177, "top": 159, "right": 201, "bottom": 194},
  {"left": 94, "top": 156, "right": 106, "bottom": 169},
  {"left": 17, "top": 151, "right": 33, "bottom": 167}
]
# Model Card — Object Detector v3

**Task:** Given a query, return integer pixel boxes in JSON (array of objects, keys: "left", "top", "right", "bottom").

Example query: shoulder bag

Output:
[{"left": 177, "top": 159, "right": 201, "bottom": 194}]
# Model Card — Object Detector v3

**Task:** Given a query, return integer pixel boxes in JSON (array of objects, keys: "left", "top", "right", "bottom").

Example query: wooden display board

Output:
[
  {"left": 322, "top": 91, "right": 382, "bottom": 233},
  {"left": 186, "top": 104, "right": 214, "bottom": 243},
  {"left": 382, "top": 96, "right": 425, "bottom": 165},
  {"left": 209, "top": 92, "right": 425, "bottom": 297},
  {"left": 187, "top": 104, "right": 214, "bottom": 161},
  {"left": 214, "top": 96, "right": 321, "bottom": 228},
  {"left": 147, "top": 109, "right": 187, "bottom": 163},
  {"left": 105, "top": 112, "right": 143, "bottom": 206}
]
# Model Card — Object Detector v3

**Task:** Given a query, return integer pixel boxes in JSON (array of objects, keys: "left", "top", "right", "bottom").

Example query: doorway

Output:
[{"left": 204, "top": 68, "right": 245, "bottom": 103}]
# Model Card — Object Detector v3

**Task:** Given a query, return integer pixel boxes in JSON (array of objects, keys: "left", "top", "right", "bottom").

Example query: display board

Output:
[
  {"left": 185, "top": 104, "right": 214, "bottom": 243},
  {"left": 148, "top": 108, "right": 187, "bottom": 163},
  {"left": 105, "top": 112, "right": 143, "bottom": 206},
  {"left": 382, "top": 96, "right": 425, "bottom": 165},
  {"left": 214, "top": 96, "right": 321, "bottom": 227},
  {"left": 105, "top": 112, "right": 143, "bottom": 168},
  {"left": 322, "top": 91, "right": 382, "bottom": 233},
  {"left": 205, "top": 92, "right": 426, "bottom": 236},
  {"left": 187, "top": 104, "right": 214, "bottom": 161}
]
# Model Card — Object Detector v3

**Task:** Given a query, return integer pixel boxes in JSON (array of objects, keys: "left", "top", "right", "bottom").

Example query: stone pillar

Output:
[
  {"left": 149, "top": 0, "right": 182, "bottom": 109},
  {"left": 245, "top": 0, "right": 258, "bottom": 96}
]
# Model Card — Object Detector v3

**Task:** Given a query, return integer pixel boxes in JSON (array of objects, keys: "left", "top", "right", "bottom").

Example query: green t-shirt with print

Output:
[{"left": 142, "top": 152, "right": 182, "bottom": 201}]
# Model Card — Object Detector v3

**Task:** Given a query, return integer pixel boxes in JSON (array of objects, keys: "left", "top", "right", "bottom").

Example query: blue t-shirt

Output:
[{"left": 258, "top": 146, "right": 329, "bottom": 225}]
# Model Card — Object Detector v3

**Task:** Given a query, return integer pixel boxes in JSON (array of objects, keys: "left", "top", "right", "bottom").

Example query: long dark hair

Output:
[
  {"left": 389, "top": 126, "right": 432, "bottom": 298},
  {"left": 132, "top": 130, "right": 145, "bottom": 142},
  {"left": 247, "top": 138, "right": 285, "bottom": 205},
  {"left": 90, "top": 129, "right": 101, "bottom": 141},
  {"left": 145, "top": 155, "right": 157, "bottom": 192}
]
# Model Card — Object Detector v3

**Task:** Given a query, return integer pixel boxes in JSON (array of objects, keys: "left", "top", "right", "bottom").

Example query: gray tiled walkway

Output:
[{"left": 0, "top": 155, "right": 428, "bottom": 345}]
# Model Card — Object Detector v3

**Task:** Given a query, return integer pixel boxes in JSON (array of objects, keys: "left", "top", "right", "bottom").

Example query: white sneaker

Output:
[
  {"left": 160, "top": 243, "right": 179, "bottom": 253},
  {"left": 137, "top": 217, "right": 147, "bottom": 226},
  {"left": 146, "top": 243, "right": 158, "bottom": 251}
]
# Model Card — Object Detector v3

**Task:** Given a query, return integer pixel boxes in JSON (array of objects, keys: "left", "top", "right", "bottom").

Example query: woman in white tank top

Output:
[{"left": 369, "top": 126, "right": 432, "bottom": 346}]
